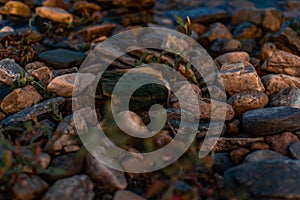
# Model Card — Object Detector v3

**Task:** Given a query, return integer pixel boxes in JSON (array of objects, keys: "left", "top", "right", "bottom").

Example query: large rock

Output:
[
  {"left": 1, "top": 85, "right": 42, "bottom": 114},
  {"left": 262, "top": 50, "right": 300, "bottom": 77},
  {"left": 0, "top": 97, "right": 65, "bottom": 126},
  {"left": 13, "top": 174, "right": 49, "bottom": 200},
  {"left": 220, "top": 62, "right": 265, "bottom": 95},
  {"left": 262, "top": 74, "right": 300, "bottom": 96},
  {"left": 227, "top": 90, "right": 268, "bottom": 117},
  {"left": 38, "top": 49, "right": 86, "bottom": 69},
  {"left": 42, "top": 175, "right": 94, "bottom": 200},
  {"left": 224, "top": 160, "right": 300, "bottom": 199},
  {"left": 243, "top": 106, "right": 300, "bottom": 135},
  {"left": 265, "top": 132, "right": 299, "bottom": 156},
  {"left": 36, "top": 6, "right": 73, "bottom": 23},
  {"left": 244, "top": 150, "right": 290, "bottom": 163},
  {"left": 269, "top": 86, "right": 300, "bottom": 109},
  {"left": 0, "top": 58, "right": 26, "bottom": 85}
]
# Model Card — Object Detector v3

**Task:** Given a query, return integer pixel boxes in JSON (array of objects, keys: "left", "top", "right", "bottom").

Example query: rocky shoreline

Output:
[{"left": 0, "top": 0, "right": 300, "bottom": 200}]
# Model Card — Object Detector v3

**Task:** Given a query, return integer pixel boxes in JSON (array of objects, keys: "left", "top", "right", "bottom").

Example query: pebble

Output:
[
  {"left": 244, "top": 150, "right": 290, "bottom": 163},
  {"left": 269, "top": 86, "right": 300, "bottom": 109},
  {"left": 227, "top": 90, "right": 268, "bottom": 117},
  {"left": 226, "top": 119, "right": 240, "bottom": 135},
  {"left": 243, "top": 106, "right": 300, "bottom": 135},
  {"left": 261, "top": 74, "right": 300, "bottom": 96},
  {"left": 210, "top": 38, "right": 241, "bottom": 55},
  {"left": 113, "top": 190, "right": 146, "bottom": 200},
  {"left": 36, "top": 6, "right": 73, "bottom": 23},
  {"left": 1, "top": 85, "right": 42, "bottom": 114},
  {"left": 42, "top": 0, "right": 69, "bottom": 10},
  {"left": 31, "top": 66, "right": 53, "bottom": 84},
  {"left": 0, "top": 58, "right": 26, "bottom": 86},
  {"left": 13, "top": 174, "right": 49, "bottom": 200},
  {"left": 0, "top": 97, "right": 65, "bottom": 126},
  {"left": 0, "top": 1, "right": 31, "bottom": 17},
  {"left": 233, "top": 22, "right": 263, "bottom": 40},
  {"left": 200, "top": 22, "right": 232, "bottom": 46},
  {"left": 47, "top": 73, "right": 76, "bottom": 97},
  {"left": 220, "top": 62, "right": 265, "bottom": 95},
  {"left": 42, "top": 175, "right": 94, "bottom": 200},
  {"left": 262, "top": 50, "right": 300, "bottom": 77},
  {"left": 250, "top": 142, "right": 270, "bottom": 151},
  {"left": 229, "top": 148, "right": 250, "bottom": 165},
  {"left": 38, "top": 49, "right": 86, "bottom": 69},
  {"left": 289, "top": 142, "right": 300, "bottom": 160},
  {"left": 224, "top": 160, "right": 300, "bottom": 199},
  {"left": 265, "top": 132, "right": 299, "bottom": 155},
  {"left": 214, "top": 51, "right": 250, "bottom": 67}
]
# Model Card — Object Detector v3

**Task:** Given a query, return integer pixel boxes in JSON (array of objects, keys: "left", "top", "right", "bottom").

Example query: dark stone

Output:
[
  {"left": 244, "top": 150, "right": 290, "bottom": 163},
  {"left": 38, "top": 49, "right": 86, "bottom": 69},
  {"left": 289, "top": 142, "right": 300, "bottom": 160},
  {"left": 213, "top": 153, "right": 233, "bottom": 174},
  {"left": 40, "top": 152, "right": 84, "bottom": 183},
  {"left": 211, "top": 38, "right": 241, "bottom": 55},
  {"left": 0, "top": 82, "right": 12, "bottom": 99},
  {"left": 241, "top": 39, "right": 257, "bottom": 55},
  {"left": 233, "top": 22, "right": 263, "bottom": 40},
  {"left": 242, "top": 106, "right": 300, "bottom": 135},
  {"left": 0, "top": 97, "right": 65, "bottom": 126},
  {"left": 224, "top": 160, "right": 300, "bottom": 199}
]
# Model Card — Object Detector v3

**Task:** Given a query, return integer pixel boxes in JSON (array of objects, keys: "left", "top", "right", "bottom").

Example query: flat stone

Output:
[
  {"left": 1, "top": 85, "right": 42, "bottom": 114},
  {"left": 270, "top": 86, "right": 300, "bottom": 109},
  {"left": 220, "top": 62, "right": 265, "bottom": 95},
  {"left": 224, "top": 160, "right": 300, "bottom": 199},
  {"left": 261, "top": 74, "right": 300, "bottom": 96},
  {"left": 243, "top": 106, "right": 300, "bottom": 135},
  {"left": 13, "top": 174, "right": 49, "bottom": 200},
  {"left": 200, "top": 22, "right": 232, "bottom": 46},
  {"left": 0, "top": 97, "right": 65, "bottom": 126},
  {"left": 265, "top": 132, "right": 299, "bottom": 155},
  {"left": 244, "top": 150, "right": 290, "bottom": 163},
  {"left": 114, "top": 190, "right": 146, "bottom": 200},
  {"left": 42, "top": 175, "right": 94, "bottom": 200},
  {"left": 227, "top": 90, "right": 268, "bottom": 117},
  {"left": 0, "top": 58, "right": 26, "bottom": 85},
  {"left": 211, "top": 38, "right": 241, "bottom": 55},
  {"left": 36, "top": 6, "right": 73, "bottom": 23},
  {"left": 38, "top": 49, "right": 86, "bottom": 69},
  {"left": 289, "top": 142, "right": 300, "bottom": 160},
  {"left": 85, "top": 152, "right": 127, "bottom": 191},
  {"left": 262, "top": 50, "right": 300, "bottom": 77},
  {"left": 213, "top": 153, "right": 233, "bottom": 174},
  {"left": 214, "top": 51, "right": 250, "bottom": 67}
]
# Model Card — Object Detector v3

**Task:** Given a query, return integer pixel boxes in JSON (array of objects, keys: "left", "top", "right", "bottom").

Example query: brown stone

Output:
[
  {"left": 261, "top": 74, "right": 300, "bottom": 96},
  {"left": 232, "top": 8, "right": 263, "bottom": 25},
  {"left": 259, "top": 42, "right": 277, "bottom": 61},
  {"left": 233, "top": 22, "right": 263, "bottom": 40},
  {"left": 262, "top": 50, "right": 300, "bottom": 77},
  {"left": 214, "top": 51, "right": 250, "bottom": 67},
  {"left": 229, "top": 148, "right": 250, "bottom": 165},
  {"left": 25, "top": 61, "right": 48, "bottom": 73},
  {"left": 226, "top": 119, "right": 241, "bottom": 135},
  {"left": 262, "top": 8, "right": 284, "bottom": 32},
  {"left": 1, "top": 85, "right": 42, "bottom": 114},
  {"left": 227, "top": 90, "right": 268, "bottom": 117},
  {"left": 200, "top": 23, "right": 232, "bottom": 46},
  {"left": 0, "top": 1, "right": 31, "bottom": 17},
  {"left": 47, "top": 73, "right": 76, "bottom": 97},
  {"left": 73, "top": 1, "right": 101, "bottom": 15},
  {"left": 31, "top": 66, "right": 53, "bottom": 84},
  {"left": 36, "top": 6, "right": 73, "bottom": 23},
  {"left": 265, "top": 132, "right": 299, "bottom": 156},
  {"left": 251, "top": 142, "right": 270, "bottom": 151},
  {"left": 269, "top": 86, "right": 300, "bottom": 109},
  {"left": 42, "top": 0, "right": 68, "bottom": 10},
  {"left": 274, "top": 26, "right": 300, "bottom": 57},
  {"left": 77, "top": 24, "right": 116, "bottom": 41}
]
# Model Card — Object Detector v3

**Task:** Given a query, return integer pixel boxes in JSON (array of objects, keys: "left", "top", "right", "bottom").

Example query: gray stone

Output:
[
  {"left": 38, "top": 49, "right": 86, "bottom": 69},
  {"left": 0, "top": 58, "right": 26, "bottom": 85},
  {"left": 265, "top": 132, "right": 299, "bottom": 156},
  {"left": 269, "top": 86, "right": 300, "bottom": 109},
  {"left": 224, "top": 160, "right": 300, "bottom": 199},
  {"left": 289, "top": 142, "right": 300, "bottom": 160},
  {"left": 42, "top": 175, "right": 94, "bottom": 200},
  {"left": 244, "top": 150, "right": 290, "bottom": 163},
  {"left": 243, "top": 106, "right": 300, "bottom": 135},
  {"left": 213, "top": 153, "right": 233, "bottom": 174},
  {"left": 0, "top": 97, "right": 65, "bottom": 126}
]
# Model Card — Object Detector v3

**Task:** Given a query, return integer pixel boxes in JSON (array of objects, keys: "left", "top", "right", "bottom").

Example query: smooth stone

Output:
[
  {"left": 265, "top": 132, "right": 299, "bottom": 156},
  {"left": 36, "top": 6, "right": 73, "bottom": 23},
  {"left": 42, "top": 0, "right": 69, "bottom": 10},
  {"left": 200, "top": 22, "right": 232, "bottom": 46},
  {"left": 262, "top": 74, "right": 300, "bottom": 96},
  {"left": 47, "top": 73, "right": 76, "bottom": 97},
  {"left": 113, "top": 190, "right": 146, "bottom": 200},
  {"left": 269, "top": 86, "right": 300, "bottom": 109},
  {"left": 1, "top": 85, "right": 42, "bottom": 114},
  {"left": 227, "top": 90, "right": 268, "bottom": 117},
  {"left": 213, "top": 153, "right": 233, "bottom": 174},
  {"left": 38, "top": 49, "right": 86, "bottom": 69},
  {"left": 41, "top": 175, "right": 94, "bottom": 200},
  {"left": 85, "top": 152, "right": 127, "bottom": 191},
  {"left": 40, "top": 152, "right": 84, "bottom": 183},
  {"left": 0, "top": 1, "right": 31, "bottom": 17},
  {"left": 0, "top": 82, "right": 11, "bottom": 99},
  {"left": 262, "top": 50, "right": 300, "bottom": 77},
  {"left": 214, "top": 51, "right": 250, "bottom": 67},
  {"left": 220, "top": 62, "right": 265, "bottom": 95},
  {"left": 224, "top": 160, "right": 300, "bottom": 199},
  {"left": 0, "top": 58, "right": 26, "bottom": 85},
  {"left": 13, "top": 174, "right": 49, "bottom": 200},
  {"left": 289, "top": 142, "right": 300, "bottom": 160},
  {"left": 0, "top": 97, "right": 65, "bottom": 127},
  {"left": 243, "top": 107, "right": 300, "bottom": 135},
  {"left": 229, "top": 148, "right": 250, "bottom": 165},
  {"left": 244, "top": 150, "right": 290, "bottom": 163},
  {"left": 233, "top": 22, "right": 263, "bottom": 40},
  {"left": 211, "top": 38, "right": 241, "bottom": 55}
]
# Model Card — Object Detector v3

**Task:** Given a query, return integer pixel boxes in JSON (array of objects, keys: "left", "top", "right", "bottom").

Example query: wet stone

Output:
[
  {"left": 269, "top": 86, "right": 300, "bottom": 109},
  {"left": 289, "top": 142, "right": 300, "bottom": 160},
  {"left": 244, "top": 150, "right": 290, "bottom": 163},
  {"left": 224, "top": 160, "right": 300, "bottom": 199},
  {"left": 0, "top": 58, "right": 26, "bottom": 85},
  {"left": 38, "top": 49, "right": 86, "bottom": 69},
  {"left": 0, "top": 97, "right": 65, "bottom": 127},
  {"left": 265, "top": 132, "right": 299, "bottom": 156},
  {"left": 42, "top": 175, "right": 94, "bottom": 200},
  {"left": 243, "top": 106, "right": 300, "bottom": 136}
]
